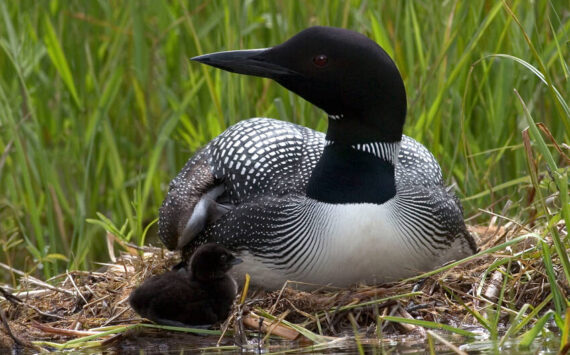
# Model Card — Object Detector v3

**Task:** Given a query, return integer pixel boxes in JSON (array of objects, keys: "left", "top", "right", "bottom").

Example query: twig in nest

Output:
[
  {"left": 217, "top": 305, "right": 236, "bottom": 346},
  {"left": 0, "top": 262, "right": 74, "bottom": 296},
  {"left": 397, "top": 305, "right": 425, "bottom": 335},
  {"left": 257, "top": 316, "right": 263, "bottom": 352},
  {"left": 243, "top": 311, "right": 299, "bottom": 340},
  {"left": 381, "top": 304, "right": 400, "bottom": 332},
  {"left": 66, "top": 271, "right": 89, "bottom": 306},
  {"left": 233, "top": 312, "right": 247, "bottom": 348},
  {"left": 102, "top": 302, "right": 131, "bottom": 327},
  {"left": 0, "top": 287, "right": 23, "bottom": 304},
  {"left": 483, "top": 269, "right": 504, "bottom": 302},
  {"left": 1, "top": 286, "right": 64, "bottom": 320},
  {"left": 1, "top": 307, "right": 26, "bottom": 347},
  {"left": 31, "top": 321, "right": 101, "bottom": 337}
]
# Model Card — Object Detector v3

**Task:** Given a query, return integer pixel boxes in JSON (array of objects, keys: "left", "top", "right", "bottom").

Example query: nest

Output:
[{"left": 0, "top": 221, "right": 567, "bottom": 352}]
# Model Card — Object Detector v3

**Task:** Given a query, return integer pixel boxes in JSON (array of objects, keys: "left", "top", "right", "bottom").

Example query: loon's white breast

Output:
[{"left": 230, "top": 198, "right": 430, "bottom": 289}]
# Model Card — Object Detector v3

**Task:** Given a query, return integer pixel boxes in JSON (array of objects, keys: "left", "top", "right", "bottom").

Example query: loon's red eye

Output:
[{"left": 313, "top": 54, "right": 328, "bottom": 67}]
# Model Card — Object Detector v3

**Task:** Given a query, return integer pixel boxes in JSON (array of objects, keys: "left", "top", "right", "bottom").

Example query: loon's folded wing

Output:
[{"left": 159, "top": 118, "right": 325, "bottom": 250}]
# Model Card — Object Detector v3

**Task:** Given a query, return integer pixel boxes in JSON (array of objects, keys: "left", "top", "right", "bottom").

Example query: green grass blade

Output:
[
  {"left": 379, "top": 316, "right": 476, "bottom": 337},
  {"left": 140, "top": 112, "right": 182, "bottom": 224},
  {"left": 485, "top": 54, "right": 569, "bottom": 120},
  {"left": 369, "top": 15, "right": 394, "bottom": 59},
  {"left": 562, "top": 306, "right": 570, "bottom": 352},
  {"left": 324, "top": 292, "right": 422, "bottom": 314},
  {"left": 499, "top": 303, "right": 530, "bottom": 346},
  {"left": 502, "top": 0, "right": 570, "bottom": 134},
  {"left": 415, "top": 1, "right": 503, "bottom": 141},
  {"left": 516, "top": 90, "right": 570, "bottom": 289},
  {"left": 348, "top": 313, "right": 365, "bottom": 355},
  {"left": 42, "top": 16, "right": 82, "bottom": 109},
  {"left": 441, "top": 284, "right": 491, "bottom": 331},
  {"left": 517, "top": 311, "right": 554, "bottom": 349},
  {"left": 510, "top": 293, "right": 553, "bottom": 336}
]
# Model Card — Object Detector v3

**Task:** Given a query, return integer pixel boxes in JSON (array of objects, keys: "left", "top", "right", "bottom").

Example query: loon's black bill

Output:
[{"left": 191, "top": 49, "right": 296, "bottom": 78}]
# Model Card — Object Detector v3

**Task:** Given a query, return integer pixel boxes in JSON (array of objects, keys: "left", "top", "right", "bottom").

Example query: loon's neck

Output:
[{"left": 306, "top": 140, "right": 400, "bottom": 204}]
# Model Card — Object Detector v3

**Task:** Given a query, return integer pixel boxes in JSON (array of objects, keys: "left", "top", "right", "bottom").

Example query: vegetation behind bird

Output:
[{"left": 0, "top": 0, "right": 567, "bottom": 305}]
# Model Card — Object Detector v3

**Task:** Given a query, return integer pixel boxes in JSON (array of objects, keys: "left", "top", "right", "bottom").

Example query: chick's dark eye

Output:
[
  {"left": 313, "top": 54, "right": 328, "bottom": 67},
  {"left": 220, "top": 254, "right": 227, "bottom": 262}
]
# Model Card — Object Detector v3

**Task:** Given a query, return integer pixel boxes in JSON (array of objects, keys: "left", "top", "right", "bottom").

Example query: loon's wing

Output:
[
  {"left": 159, "top": 118, "right": 324, "bottom": 250},
  {"left": 397, "top": 135, "right": 444, "bottom": 188},
  {"left": 158, "top": 147, "right": 222, "bottom": 250},
  {"left": 395, "top": 135, "right": 477, "bottom": 254}
]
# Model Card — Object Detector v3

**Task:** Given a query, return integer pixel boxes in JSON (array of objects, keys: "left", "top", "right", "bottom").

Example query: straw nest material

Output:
[{"left": 0, "top": 221, "right": 567, "bottom": 352}]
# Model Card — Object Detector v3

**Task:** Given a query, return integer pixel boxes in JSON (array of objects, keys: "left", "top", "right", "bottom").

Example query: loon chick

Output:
[
  {"left": 159, "top": 26, "right": 477, "bottom": 290},
  {"left": 129, "top": 243, "right": 242, "bottom": 326}
]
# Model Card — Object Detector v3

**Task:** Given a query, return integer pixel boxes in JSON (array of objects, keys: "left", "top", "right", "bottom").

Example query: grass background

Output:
[{"left": 0, "top": 0, "right": 568, "bottom": 282}]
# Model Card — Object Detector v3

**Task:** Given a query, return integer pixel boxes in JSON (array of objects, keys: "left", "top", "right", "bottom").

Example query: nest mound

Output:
[{"left": 0, "top": 223, "right": 566, "bottom": 352}]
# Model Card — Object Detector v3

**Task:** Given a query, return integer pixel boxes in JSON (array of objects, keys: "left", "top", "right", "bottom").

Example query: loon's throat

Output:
[
  {"left": 348, "top": 141, "right": 400, "bottom": 164},
  {"left": 306, "top": 141, "right": 400, "bottom": 204}
]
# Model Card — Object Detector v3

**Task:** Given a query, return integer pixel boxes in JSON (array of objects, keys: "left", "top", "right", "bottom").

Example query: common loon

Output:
[
  {"left": 129, "top": 243, "right": 241, "bottom": 326},
  {"left": 159, "top": 26, "right": 477, "bottom": 290}
]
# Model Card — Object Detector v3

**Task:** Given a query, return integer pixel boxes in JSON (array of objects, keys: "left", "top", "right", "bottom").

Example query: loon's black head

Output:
[
  {"left": 192, "top": 26, "right": 407, "bottom": 144},
  {"left": 190, "top": 243, "right": 242, "bottom": 281}
]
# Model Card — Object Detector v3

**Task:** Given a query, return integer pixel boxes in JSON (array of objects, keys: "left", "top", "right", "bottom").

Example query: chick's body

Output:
[{"left": 129, "top": 243, "right": 240, "bottom": 326}]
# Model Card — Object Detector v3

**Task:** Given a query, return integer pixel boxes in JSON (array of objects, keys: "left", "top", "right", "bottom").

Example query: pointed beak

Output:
[
  {"left": 230, "top": 257, "right": 243, "bottom": 266},
  {"left": 191, "top": 48, "right": 296, "bottom": 78}
]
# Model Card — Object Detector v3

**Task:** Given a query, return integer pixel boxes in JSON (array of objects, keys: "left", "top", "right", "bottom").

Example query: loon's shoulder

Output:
[
  {"left": 212, "top": 117, "right": 325, "bottom": 142},
  {"left": 398, "top": 135, "right": 444, "bottom": 187}
]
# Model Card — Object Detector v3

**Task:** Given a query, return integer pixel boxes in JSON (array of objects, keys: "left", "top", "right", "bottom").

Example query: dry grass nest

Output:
[{"left": 0, "top": 221, "right": 567, "bottom": 352}]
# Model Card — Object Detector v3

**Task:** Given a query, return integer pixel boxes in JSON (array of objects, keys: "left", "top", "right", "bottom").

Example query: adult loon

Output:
[{"left": 159, "top": 26, "right": 477, "bottom": 290}]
